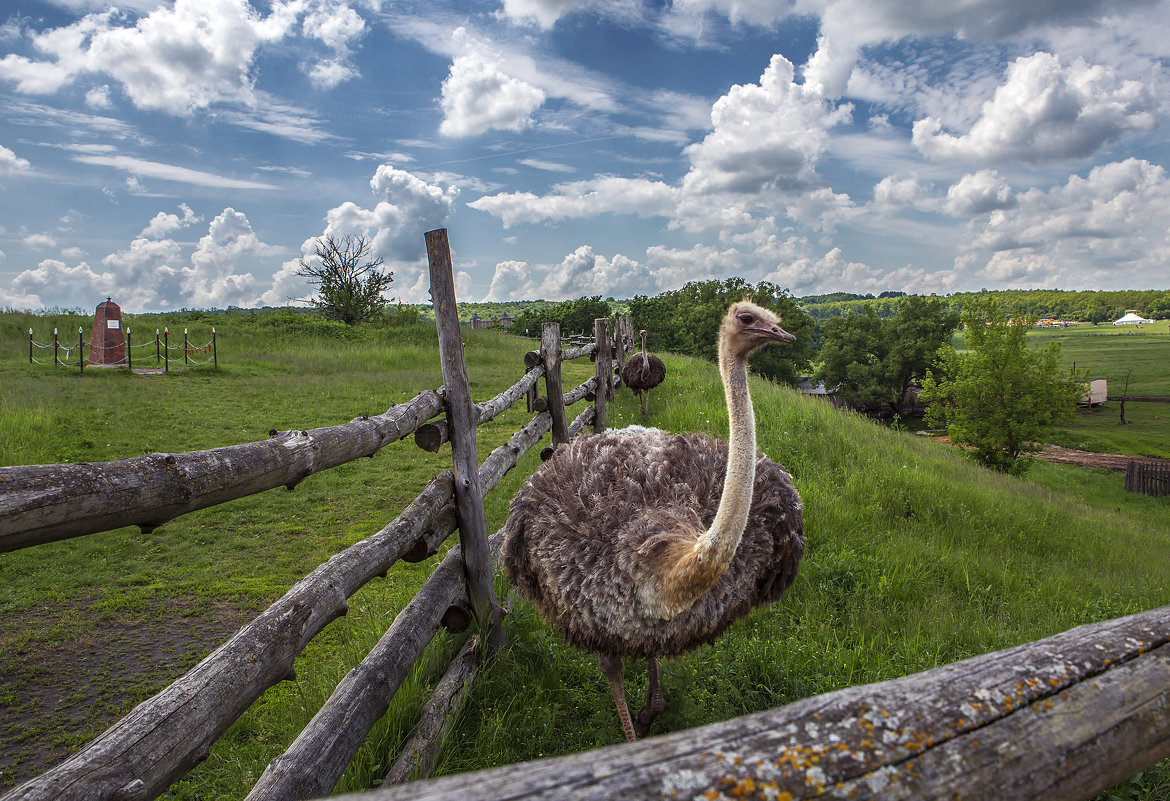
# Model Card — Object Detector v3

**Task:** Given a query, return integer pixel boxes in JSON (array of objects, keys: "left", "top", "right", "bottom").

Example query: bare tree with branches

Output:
[{"left": 296, "top": 235, "right": 394, "bottom": 325}]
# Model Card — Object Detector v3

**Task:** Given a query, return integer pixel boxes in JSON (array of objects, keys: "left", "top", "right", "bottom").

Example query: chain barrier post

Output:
[
  {"left": 155, "top": 329, "right": 160, "bottom": 365},
  {"left": 164, "top": 327, "right": 169, "bottom": 373},
  {"left": 53, "top": 328, "right": 59, "bottom": 366},
  {"left": 212, "top": 327, "right": 218, "bottom": 369},
  {"left": 127, "top": 327, "right": 132, "bottom": 372},
  {"left": 78, "top": 327, "right": 84, "bottom": 374},
  {"left": 184, "top": 328, "right": 189, "bottom": 365},
  {"left": 28, "top": 328, "right": 33, "bottom": 363}
]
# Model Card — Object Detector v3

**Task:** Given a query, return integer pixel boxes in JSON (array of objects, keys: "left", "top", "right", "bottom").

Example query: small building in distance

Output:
[
  {"left": 1080, "top": 378, "right": 1108, "bottom": 407},
  {"left": 1113, "top": 311, "right": 1153, "bottom": 325},
  {"left": 88, "top": 297, "right": 126, "bottom": 366},
  {"left": 466, "top": 312, "right": 515, "bottom": 329}
]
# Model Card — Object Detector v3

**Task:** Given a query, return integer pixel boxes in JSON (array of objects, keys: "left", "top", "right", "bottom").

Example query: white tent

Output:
[{"left": 1113, "top": 312, "right": 1154, "bottom": 325}]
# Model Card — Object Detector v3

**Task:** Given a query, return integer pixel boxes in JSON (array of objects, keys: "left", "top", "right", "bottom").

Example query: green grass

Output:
[{"left": 1, "top": 310, "right": 1167, "bottom": 798}]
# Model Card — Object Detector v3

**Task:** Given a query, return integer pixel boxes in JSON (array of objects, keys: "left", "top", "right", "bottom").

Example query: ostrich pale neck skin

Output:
[
  {"left": 650, "top": 312, "right": 770, "bottom": 619},
  {"left": 641, "top": 331, "right": 649, "bottom": 367}
]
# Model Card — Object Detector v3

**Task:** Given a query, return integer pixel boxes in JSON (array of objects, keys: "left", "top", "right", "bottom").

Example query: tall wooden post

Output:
[
  {"left": 425, "top": 228, "right": 505, "bottom": 652},
  {"left": 593, "top": 318, "right": 610, "bottom": 433},
  {"left": 212, "top": 328, "right": 218, "bottom": 368},
  {"left": 28, "top": 328, "right": 33, "bottom": 364},
  {"left": 127, "top": 328, "right": 132, "bottom": 371},
  {"left": 541, "top": 322, "right": 569, "bottom": 447},
  {"left": 184, "top": 328, "right": 190, "bottom": 365},
  {"left": 156, "top": 329, "right": 161, "bottom": 365},
  {"left": 164, "top": 328, "right": 169, "bottom": 373},
  {"left": 78, "top": 327, "right": 84, "bottom": 374},
  {"left": 53, "top": 328, "right": 59, "bottom": 366}
]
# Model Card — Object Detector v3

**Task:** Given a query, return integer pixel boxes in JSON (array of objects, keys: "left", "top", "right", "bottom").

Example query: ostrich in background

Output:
[
  {"left": 502, "top": 301, "right": 805, "bottom": 741},
  {"left": 621, "top": 329, "right": 666, "bottom": 419}
]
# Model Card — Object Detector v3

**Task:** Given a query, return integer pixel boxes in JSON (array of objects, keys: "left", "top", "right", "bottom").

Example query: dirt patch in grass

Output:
[
  {"left": 929, "top": 435, "right": 1164, "bottom": 472},
  {"left": 0, "top": 596, "right": 253, "bottom": 789}
]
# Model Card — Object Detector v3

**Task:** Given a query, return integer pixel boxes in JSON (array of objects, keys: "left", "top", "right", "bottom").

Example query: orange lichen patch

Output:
[{"left": 702, "top": 790, "right": 720, "bottom": 800}]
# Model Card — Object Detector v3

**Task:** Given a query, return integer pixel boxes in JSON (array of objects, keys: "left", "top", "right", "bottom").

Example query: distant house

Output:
[
  {"left": 1113, "top": 311, "right": 1153, "bottom": 325},
  {"left": 466, "top": 312, "right": 515, "bottom": 330}
]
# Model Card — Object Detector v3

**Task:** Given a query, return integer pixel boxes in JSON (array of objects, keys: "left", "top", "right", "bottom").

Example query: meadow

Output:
[{"left": 0, "top": 309, "right": 1167, "bottom": 800}]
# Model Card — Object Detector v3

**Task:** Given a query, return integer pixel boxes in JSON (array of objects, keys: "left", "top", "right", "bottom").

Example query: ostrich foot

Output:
[
  {"left": 600, "top": 653, "right": 637, "bottom": 742},
  {"left": 634, "top": 657, "right": 666, "bottom": 738}
]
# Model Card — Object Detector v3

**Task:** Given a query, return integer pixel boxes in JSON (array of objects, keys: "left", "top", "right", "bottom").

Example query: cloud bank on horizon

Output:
[{"left": 0, "top": 0, "right": 1167, "bottom": 311}]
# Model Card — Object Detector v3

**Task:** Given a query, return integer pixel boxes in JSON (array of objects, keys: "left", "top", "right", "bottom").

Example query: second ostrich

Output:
[
  {"left": 621, "top": 329, "right": 666, "bottom": 419},
  {"left": 502, "top": 300, "right": 805, "bottom": 741}
]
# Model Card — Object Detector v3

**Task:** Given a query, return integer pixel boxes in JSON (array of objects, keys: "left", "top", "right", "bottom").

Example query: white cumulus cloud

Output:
[
  {"left": 944, "top": 170, "right": 1017, "bottom": 216},
  {"left": 439, "top": 33, "right": 546, "bottom": 138},
  {"left": 913, "top": 52, "right": 1156, "bottom": 164},
  {"left": 681, "top": 54, "right": 852, "bottom": 195}
]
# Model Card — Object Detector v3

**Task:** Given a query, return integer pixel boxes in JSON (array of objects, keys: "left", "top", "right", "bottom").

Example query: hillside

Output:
[{"left": 1, "top": 313, "right": 1166, "bottom": 798}]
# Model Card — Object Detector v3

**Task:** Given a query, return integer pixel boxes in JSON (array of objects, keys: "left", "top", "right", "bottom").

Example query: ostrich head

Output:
[{"left": 720, "top": 300, "right": 796, "bottom": 360}]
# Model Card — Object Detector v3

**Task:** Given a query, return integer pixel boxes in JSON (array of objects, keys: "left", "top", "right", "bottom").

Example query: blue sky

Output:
[{"left": 1, "top": 0, "right": 1168, "bottom": 311}]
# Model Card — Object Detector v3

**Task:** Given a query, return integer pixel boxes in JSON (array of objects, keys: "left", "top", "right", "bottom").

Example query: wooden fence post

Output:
[
  {"left": 212, "top": 328, "right": 218, "bottom": 369},
  {"left": 184, "top": 328, "right": 189, "bottom": 365},
  {"left": 127, "top": 328, "right": 132, "bottom": 372},
  {"left": 425, "top": 228, "right": 505, "bottom": 652},
  {"left": 155, "top": 329, "right": 161, "bottom": 365},
  {"left": 53, "top": 328, "right": 58, "bottom": 366},
  {"left": 164, "top": 328, "right": 169, "bottom": 373},
  {"left": 541, "top": 322, "right": 570, "bottom": 447},
  {"left": 28, "top": 328, "right": 33, "bottom": 363},
  {"left": 593, "top": 318, "right": 610, "bottom": 433},
  {"left": 78, "top": 327, "right": 84, "bottom": 374}
]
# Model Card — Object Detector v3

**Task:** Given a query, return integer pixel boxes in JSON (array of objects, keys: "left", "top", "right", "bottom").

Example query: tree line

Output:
[{"left": 292, "top": 239, "right": 1118, "bottom": 475}]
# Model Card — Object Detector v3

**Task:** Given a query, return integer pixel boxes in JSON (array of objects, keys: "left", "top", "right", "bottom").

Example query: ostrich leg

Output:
[
  {"left": 634, "top": 657, "right": 665, "bottom": 738},
  {"left": 599, "top": 653, "right": 637, "bottom": 742}
]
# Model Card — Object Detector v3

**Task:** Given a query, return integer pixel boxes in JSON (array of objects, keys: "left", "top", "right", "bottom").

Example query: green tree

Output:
[
  {"left": 920, "top": 298, "right": 1083, "bottom": 474},
  {"left": 510, "top": 296, "right": 611, "bottom": 338},
  {"left": 815, "top": 298, "right": 959, "bottom": 413},
  {"left": 296, "top": 235, "right": 394, "bottom": 325},
  {"left": 628, "top": 278, "right": 815, "bottom": 386}
]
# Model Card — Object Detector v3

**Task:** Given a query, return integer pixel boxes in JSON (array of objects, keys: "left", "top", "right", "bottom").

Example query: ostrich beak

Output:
[{"left": 753, "top": 321, "right": 796, "bottom": 344}]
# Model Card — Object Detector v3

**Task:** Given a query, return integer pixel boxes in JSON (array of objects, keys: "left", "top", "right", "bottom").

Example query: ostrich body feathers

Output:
[
  {"left": 501, "top": 426, "right": 804, "bottom": 660},
  {"left": 621, "top": 352, "right": 666, "bottom": 393}
]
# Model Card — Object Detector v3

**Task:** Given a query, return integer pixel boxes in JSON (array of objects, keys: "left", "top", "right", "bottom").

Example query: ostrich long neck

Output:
[
  {"left": 653, "top": 337, "right": 756, "bottom": 617},
  {"left": 703, "top": 347, "right": 756, "bottom": 564}
]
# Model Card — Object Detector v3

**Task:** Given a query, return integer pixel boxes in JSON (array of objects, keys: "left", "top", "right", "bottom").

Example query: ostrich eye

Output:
[{"left": 737, "top": 313, "right": 755, "bottom": 325}]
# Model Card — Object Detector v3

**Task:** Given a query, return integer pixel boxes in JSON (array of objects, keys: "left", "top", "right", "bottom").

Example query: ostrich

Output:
[
  {"left": 502, "top": 300, "right": 805, "bottom": 742},
  {"left": 621, "top": 330, "right": 666, "bottom": 419}
]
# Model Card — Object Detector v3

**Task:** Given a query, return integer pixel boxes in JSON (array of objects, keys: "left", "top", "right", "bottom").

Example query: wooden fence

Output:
[
  {"left": 0, "top": 228, "right": 634, "bottom": 801},
  {"left": 2, "top": 229, "right": 1167, "bottom": 800},
  {"left": 1125, "top": 459, "right": 1170, "bottom": 496}
]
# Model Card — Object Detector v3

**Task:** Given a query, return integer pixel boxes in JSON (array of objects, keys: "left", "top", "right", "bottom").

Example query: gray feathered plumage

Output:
[
  {"left": 621, "top": 330, "right": 666, "bottom": 418},
  {"left": 502, "top": 427, "right": 803, "bottom": 659}
]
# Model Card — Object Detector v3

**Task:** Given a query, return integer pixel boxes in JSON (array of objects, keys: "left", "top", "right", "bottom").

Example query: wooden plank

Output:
[
  {"left": 0, "top": 390, "right": 444, "bottom": 551},
  {"left": 593, "top": 319, "right": 610, "bottom": 432},
  {"left": 244, "top": 533, "right": 502, "bottom": 801},
  {"left": 329, "top": 605, "right": 1170, "bottom": 801},
  {"left": 383, "top": 634, "right": 483, "bottom": 785},
  {"left": 426, "top": 228, "right": 504, "bottom": 654},
  {"left": 414, "top": 367, "right": 545, "bottom": 453},
  {"left": 541, "top": 323, "right": 569, "bottom": 447}
]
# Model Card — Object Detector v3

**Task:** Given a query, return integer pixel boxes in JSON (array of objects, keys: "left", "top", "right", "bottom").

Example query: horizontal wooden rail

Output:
[
  {"left": 0, "top": 401, "right": 568, "bottom": 801},
  {"left": 331, "top": 605, "right": 1170, "bottom": 801},
  {"left": 415, "top": 366, "right": 544, "bottom": 453},
  {"left": 0, "top": 389, "right": 445, "bottom": 552}
]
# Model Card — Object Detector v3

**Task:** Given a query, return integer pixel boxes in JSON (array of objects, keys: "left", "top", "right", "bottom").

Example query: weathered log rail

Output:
[
  {"left": 335, "top": 604, "right": 1170, "bottom": 801},
  {"left": 0, "top": 228, "right": 626, "bottom": 801}
]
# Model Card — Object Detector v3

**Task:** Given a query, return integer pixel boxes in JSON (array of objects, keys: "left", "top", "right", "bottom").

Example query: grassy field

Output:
[{"left": 1, "top": 310, "right": 1167, "bottom": 799}]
